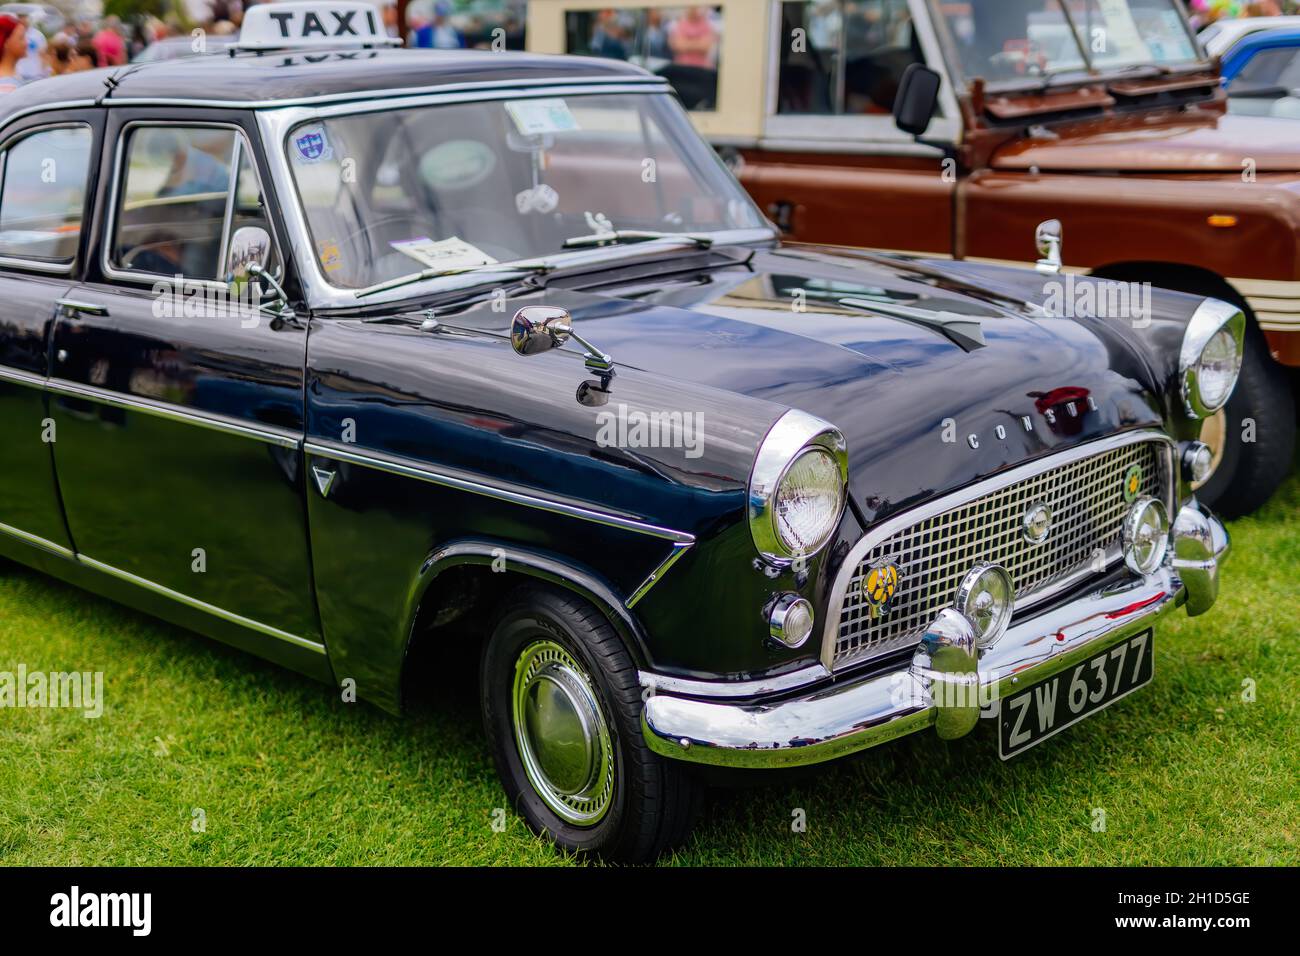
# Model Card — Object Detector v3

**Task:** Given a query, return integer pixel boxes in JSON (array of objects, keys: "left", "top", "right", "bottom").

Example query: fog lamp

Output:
[
  {"left": 1122, "top": 496, "right": 1169, "bottom": 575},
  {"left": 955, "top": 563, "right": 1014, "bottom": 648},
  {"left": 769, "top": 594, "right": 814, "bottom": 649},
  {"left": 1181, "top": 441, "right": 1214, "bottom": 485}
]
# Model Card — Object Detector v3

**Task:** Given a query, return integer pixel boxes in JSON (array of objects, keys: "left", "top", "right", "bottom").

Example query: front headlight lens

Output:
[
  {"left": 775, "top": 447, "right": 843, "bottom": 555},
  {"left": 1196, "top": 327, "right": 1241, "bottom": 412}
]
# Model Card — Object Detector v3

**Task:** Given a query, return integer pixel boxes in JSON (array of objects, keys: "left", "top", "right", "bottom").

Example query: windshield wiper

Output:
[
  {"left": 354, "top": 259, "right": 554, "bottom": 299},
  {"left": 561, "top": 229, "right": 714, "bottom": 250}
]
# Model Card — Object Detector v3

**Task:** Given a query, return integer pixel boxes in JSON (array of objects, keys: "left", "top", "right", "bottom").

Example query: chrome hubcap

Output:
[
  {"left": 1193, "top": 410, "right": 1227, "bottom": 491},
  {"left": 511, "top": 640, "right": 614, "bottom": 826}
]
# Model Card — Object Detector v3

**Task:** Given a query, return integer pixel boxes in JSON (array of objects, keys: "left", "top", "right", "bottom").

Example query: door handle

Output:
[{"left": 56, "top": 299, "right": 109, "bottom": 318}]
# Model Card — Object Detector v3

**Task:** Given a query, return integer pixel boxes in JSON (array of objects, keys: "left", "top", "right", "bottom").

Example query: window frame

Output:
[
  {"left": 762, "top": 0, "right": 961, "bottom": 149},
  {"left": 102, "top": 119, "right": 284, "bottom": 291},
  {"left": 0, "top": 121, "right": 96, "bottom": 275}
]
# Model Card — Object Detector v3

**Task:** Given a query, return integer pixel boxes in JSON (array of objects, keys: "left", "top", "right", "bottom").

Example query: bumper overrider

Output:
[{"left": 641, "top": 500, "right": 1229, "bottom": 769}]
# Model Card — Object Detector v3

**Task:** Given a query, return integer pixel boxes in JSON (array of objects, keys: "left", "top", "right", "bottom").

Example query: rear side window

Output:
[
  {"left": 111, "top": 125, "right": 280, "bottom": 282},
  {"left": 0, "top": 125, "right": 94, "bottom": 264}
]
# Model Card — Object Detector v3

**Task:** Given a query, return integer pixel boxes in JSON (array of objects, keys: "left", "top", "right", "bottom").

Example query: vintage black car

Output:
[{"left": 0, "top": 3, "right": 1235, "bottom": 861}]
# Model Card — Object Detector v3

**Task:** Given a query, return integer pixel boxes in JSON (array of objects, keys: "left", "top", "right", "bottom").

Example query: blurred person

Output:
[
  {"left": 93, "top": 16, "right": 128, "bottom": 67},
  {"left": 668, "top": 5, "right": 717, "bottom": 68},
  {"left": 382, "top": 2, "right": 400, "bottom": 39},
  {"left": 414, "top": 2, "right": 465, "bottom": 49},
  {"left": 46, "top": 36, "right": 94, "bottom": 75},
  {"left": 589, "top": 9, "right": 629, "bottom": 59},
  {"left": 17, "top": 15, "right": 48, "bottom": 82},
  {"left": 644, "top": 9, "right": 671, "bottom": 59},
  {"left": 0, "top": 14, "right": 27, "bottom": 94}
]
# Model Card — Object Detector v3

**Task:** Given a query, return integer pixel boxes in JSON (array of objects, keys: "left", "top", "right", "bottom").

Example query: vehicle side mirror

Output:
[
  {"left": 893, "top": 63, "right": 942, "bottom": 137},
  {"left": 225, "top": 226, "right": 272, "bottom": 284},
  {"left": 1035, "top": 219, "right": 1063, "bottom": 275},
  {"left": 511, "top": 306, "right": 573, "bottom": 356}
]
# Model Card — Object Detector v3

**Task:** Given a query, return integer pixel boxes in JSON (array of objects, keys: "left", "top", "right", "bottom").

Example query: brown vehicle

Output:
[{"left": 529, "top": 0, "right": 1298, "bottom": 514}]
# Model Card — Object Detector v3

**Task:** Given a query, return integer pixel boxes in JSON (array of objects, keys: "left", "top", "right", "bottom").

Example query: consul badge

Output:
[{"left": 862, "top": 561, "right": 900, "bottom": 618}]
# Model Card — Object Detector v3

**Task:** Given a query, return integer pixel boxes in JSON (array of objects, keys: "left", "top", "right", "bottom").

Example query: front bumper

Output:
[{"left": 641, "top": 500, "right": 1229, "bottom": 769}]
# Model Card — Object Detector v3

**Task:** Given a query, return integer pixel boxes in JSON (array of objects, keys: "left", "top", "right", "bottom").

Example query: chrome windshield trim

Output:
[
  {"left": 78, "top": 555, "right": 326, "bottom": 653},
  {"left": 819, "top": 429, "right": 1176, "bottom": 670},
  {"left": 0, "top": 520, "right": 75, "bottom": 559},
  {"left": 46, "top": 378, "right": 302, "bottom": 449},
  {"left": 257, "top": 88, "right": 776, "bottom": 311},
  {"left": 306, "top": 439, "right": 696, "bottom": 545}
]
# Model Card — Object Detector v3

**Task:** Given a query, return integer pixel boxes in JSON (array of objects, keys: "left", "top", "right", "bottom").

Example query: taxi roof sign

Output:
[{"left": 234, "top": 2, "right": 402, "bottom": 52}]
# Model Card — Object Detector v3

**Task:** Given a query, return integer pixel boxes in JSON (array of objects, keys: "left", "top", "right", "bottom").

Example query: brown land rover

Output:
[{"left": 529, "top": 0, "right": 1299, "bottom": 514}]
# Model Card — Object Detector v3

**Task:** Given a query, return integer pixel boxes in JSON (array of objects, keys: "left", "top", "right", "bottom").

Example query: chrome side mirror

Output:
[
  {"left": 225, "top": 226, "right": 272, "bottom": 284},
  {"left": 510, "top": 305, "right": 572, "bottom": 356},
  {"left": 1035, "top": 219, "right": 1063, "bottom": 275}
]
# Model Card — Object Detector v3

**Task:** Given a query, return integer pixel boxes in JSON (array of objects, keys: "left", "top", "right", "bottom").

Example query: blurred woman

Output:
[{"left": 0, "top": 15, "right": 28, "bottom": 94}]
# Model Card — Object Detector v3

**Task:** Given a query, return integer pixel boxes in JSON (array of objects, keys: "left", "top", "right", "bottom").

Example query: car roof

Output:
[
  {"left": 0, "top": 47, "right": 652, "bottom": 121},
  {"left": 1201, "top": 16, "right": 1300, "bottom": 56}
]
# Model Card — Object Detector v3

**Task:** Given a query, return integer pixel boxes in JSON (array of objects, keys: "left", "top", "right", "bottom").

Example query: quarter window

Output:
[
  {"left": 112, "top": 125, "right": 280, "bottom": 281},
  {"left": 0, "top": 126, "right": 93, "bottom": 264},
  {"left": 777, "top": 0, "right": 923, "bottom": 115}
]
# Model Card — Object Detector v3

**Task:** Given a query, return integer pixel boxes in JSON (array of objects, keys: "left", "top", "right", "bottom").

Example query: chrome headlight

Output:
[
  {"left": 1180, "top": 299, "right": 1245, "bottom": 419},
  {"left": 749, "top": 410, "right": 848, "bottom": 565}
]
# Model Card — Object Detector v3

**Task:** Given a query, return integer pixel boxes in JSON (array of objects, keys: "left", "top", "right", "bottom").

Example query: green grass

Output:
[{"left": 2, "top": 469, "right": 1298, "bottom": 867}]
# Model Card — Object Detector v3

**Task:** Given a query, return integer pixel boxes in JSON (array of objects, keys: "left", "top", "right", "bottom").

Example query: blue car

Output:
[{"left": 1220, "top": 26, "right": 1300, "bottom": 119}]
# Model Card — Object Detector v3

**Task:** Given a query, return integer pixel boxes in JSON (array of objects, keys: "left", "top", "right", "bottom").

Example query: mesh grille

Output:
[{"left": 830, "top": 439, "right": 1168, "bottom": 669}]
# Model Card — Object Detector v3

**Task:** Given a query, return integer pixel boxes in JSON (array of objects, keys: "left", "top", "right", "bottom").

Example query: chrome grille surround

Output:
[{"left": 821, "top": 431, "right": 1175, "bottom": 671}]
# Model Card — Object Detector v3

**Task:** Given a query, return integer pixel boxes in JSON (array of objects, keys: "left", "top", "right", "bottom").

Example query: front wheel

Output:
[
  {"left": 480, "top": 585, "right": 703, "bottom": 862},
  {"left": 1194, "top": 320, "right": 1295, "bottom": 517}
]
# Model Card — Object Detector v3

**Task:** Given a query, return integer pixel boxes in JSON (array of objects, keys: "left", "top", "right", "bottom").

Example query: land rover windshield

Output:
[{"left": 935, "top": 0, "right": 1203, "bottom": 87}]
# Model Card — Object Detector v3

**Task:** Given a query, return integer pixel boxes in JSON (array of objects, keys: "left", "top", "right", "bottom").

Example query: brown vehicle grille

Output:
[{"left": 828, "top": 438, "right": 1170, "bottom": 670}]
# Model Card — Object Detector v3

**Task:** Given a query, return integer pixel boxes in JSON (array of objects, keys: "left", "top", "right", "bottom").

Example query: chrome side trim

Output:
[
  {"left": 0, "top": 364, "right": 45, "bottom": 389},
  {"left": 819, "top": 429, "right": 1176, "bottom": 671},
  {"left": 108, "top": 74, "right": 669, "bottom": 112},
  {"left": 0, "top": 520, "right": 75, "bottom": 559},
  {"left": 78, "top": 555, "right": 326, "bottom": 653},
  {"left": 626, "top": 541, "right": 693, "bottom": 607},
  {"left": 46, "top": 377, "right": 302, "bottom": 449},
  {"left": 305, "top": 439, "right": 696, "bottom": 545}
]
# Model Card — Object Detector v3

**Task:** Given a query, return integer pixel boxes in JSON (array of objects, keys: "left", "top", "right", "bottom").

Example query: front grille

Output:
[{"left": 828, "top": 437, "right": 1169, "bottom": 670}]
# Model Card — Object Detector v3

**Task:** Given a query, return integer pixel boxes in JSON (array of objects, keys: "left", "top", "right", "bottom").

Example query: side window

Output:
[
  {"left": 0, "top": 126, "right": 93, "bottom": 264},
  {"left": 778, "top": 0, "right": 923, "bottom": 115},
  {"left": 112, "top": 125, "right": 279, "bottom": 281},
  {"left": 565, "top": 5, "right": 723, "bottom": 111}
]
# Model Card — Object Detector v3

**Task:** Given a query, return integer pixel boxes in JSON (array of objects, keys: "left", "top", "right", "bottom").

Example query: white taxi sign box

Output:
[{"left": 234, "top": 2, "right": 401, "bottom": 52}]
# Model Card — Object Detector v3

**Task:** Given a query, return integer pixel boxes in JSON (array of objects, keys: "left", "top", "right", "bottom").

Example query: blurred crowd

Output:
[{"left": 578, "top": 6, "right": 720, "bottom": 68}]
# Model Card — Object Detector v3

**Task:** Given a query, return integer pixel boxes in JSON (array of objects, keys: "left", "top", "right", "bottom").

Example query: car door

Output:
[
  {"left": 748, "top": 0, "right": 959, "bottom": 252},
  {"left": 0, "top": 113, "right": 100, "bottom": 559},
  {"left": 48, "top": 110, "right": 321, "bottom": 648}
]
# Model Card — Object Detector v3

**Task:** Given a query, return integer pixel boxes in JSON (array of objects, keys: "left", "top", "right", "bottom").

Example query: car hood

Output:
[
  {"left": 543, "top": 246, "right": 1167, "bottom": 521},
  {"left": 989, "top": 110, "right": 1300, "bottom": 173}
]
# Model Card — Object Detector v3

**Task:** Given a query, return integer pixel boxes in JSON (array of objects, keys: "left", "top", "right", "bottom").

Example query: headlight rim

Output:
[
  {"left": 749, "top": 409, "right": 848, "bottom": 566},
  {"left": 1179, "top": 298, "right": 1245, "bottom": 420}
]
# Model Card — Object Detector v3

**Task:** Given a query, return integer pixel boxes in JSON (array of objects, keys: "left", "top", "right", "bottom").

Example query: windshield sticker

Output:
[
  {"left": 389, "top": 236, "right": 497, "bottom": 272},
  {"left": 293, "top": 125, "right": 334, "bottom": 164},
  {"left": 516, "top": 183, "right": 559, "bottom": 215},
  {"left": 317, "top": 239, "right": 343, "bottom": 274},
  {"left": 504, "top": 98, "right": 580, "bottom": 137}
]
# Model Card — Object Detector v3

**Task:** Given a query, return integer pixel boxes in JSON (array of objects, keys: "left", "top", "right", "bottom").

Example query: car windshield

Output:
[
  {"left": 936, "top": 0, "right": 1202, "bottom": 86},
  {"left": 285, "top": 91, "right": 767, "bottom": 291}
]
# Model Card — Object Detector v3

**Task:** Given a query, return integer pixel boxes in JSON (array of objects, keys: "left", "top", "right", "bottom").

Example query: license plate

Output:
[{"left": 999, "top": 629, "right": 1154, "bottom": 760}]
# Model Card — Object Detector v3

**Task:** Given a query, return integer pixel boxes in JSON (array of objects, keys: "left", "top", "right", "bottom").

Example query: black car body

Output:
[{"left": 0, "top": 4, "right": 1235, "bottom": 860}]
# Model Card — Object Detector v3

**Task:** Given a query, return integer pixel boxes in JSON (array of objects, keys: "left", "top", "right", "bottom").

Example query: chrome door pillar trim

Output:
[
  {"left": 77, "top": 554, "right": 326, "bottom": 654},
  {"left": 305, "top": 439, "right": 696, "bottom": 545}
]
